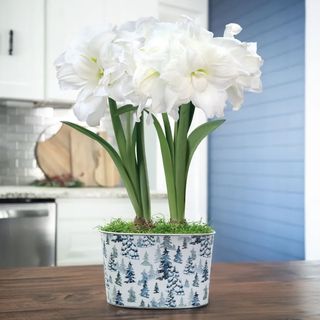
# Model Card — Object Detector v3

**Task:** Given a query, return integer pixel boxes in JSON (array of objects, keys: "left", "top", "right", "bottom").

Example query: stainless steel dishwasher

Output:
[{"left": 0, "top": 198, "right": 56, "bottom": 268}]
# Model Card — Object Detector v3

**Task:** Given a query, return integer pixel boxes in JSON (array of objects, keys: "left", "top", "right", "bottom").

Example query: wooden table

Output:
[{"left": 0, "top": 261, "right": 320, "bottom": 320}]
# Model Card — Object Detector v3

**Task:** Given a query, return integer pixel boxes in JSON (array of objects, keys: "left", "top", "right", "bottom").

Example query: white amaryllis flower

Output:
[{"left": 55, "top": 25, "right": 116, "bottom": 126}]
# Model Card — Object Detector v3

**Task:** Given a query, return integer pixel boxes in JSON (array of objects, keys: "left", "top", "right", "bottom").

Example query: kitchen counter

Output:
[
  {"left": 0, "top": 186, "right": 167, "bottom": 199},
  {"left": 0, "top": 261, "right": 319, "bottom": 320}
]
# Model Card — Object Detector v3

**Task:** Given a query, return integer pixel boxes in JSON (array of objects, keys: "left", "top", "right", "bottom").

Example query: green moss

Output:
[{"left": 99, "top": 218, "right": 213, "bottom": 234}]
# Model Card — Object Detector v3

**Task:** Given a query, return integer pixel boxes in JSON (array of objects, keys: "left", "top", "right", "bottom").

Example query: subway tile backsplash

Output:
[{"left": 0, "top": 105, "right": 67, "bottom": 185}]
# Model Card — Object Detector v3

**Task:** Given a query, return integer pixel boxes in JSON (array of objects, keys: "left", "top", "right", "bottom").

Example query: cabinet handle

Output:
[{"left": 8, "top": 30, "right": 14, "bottom": 55}]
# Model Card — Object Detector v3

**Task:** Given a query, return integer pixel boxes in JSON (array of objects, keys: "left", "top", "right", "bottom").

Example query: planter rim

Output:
[{"left": 99, "top": 230, "right": 215, "bottom": 236}]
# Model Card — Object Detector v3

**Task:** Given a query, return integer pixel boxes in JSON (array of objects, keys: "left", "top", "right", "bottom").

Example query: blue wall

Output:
[{"left": 208, "top": 0, "right": 305, "bottom": 262}]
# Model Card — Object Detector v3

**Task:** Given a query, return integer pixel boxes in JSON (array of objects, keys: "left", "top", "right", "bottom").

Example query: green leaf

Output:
[
  {"left": 136, "top": 114, "right": 151, "bottom": 220},
  {"left": 162, "top": 113, "right": 174, "bottom": 158},
  {"left": 115, "top": 105, "right": 138, "bottom": 116},
  {"left": 186, "top": 119, "right": 225, "bottom": 172},
  {"left": 152, "top": 115, "right": 177, "bottom": 220},
  {"left": 108, "top": 98, "right": 127, "bottom": 161},
  {"left": 62, "top": 121, "right": 142, "bottom": 216}
]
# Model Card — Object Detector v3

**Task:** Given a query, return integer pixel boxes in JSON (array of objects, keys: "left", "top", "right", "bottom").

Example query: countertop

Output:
[
  {"left": 0, "top": 186, "right": 167, "bottom": 199},
  {"left": 0, "top": 261, "right": 319, "bottom": 320}
]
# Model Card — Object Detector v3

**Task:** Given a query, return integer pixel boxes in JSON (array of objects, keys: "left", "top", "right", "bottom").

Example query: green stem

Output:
[
  {"left": 136, "top": 114, "right": 151, "bottom": 221},
  {"left": 174, "top": 103, "right": 192, "bottom": 223}
]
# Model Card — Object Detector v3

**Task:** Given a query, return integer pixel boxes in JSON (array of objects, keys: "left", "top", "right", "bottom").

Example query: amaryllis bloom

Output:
[{"left": 55, "top": 25, "right": 116, "bottom": 126}]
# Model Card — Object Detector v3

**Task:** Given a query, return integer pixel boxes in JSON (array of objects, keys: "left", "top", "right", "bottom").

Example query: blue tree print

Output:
[
  {"left": 165, "top": 288, "right": 176, "bottom": 307},
  {"left": 151, "top": 298, "right": 158, "bottom": 307},
  {"left": 137, "top": 235, "right": 155, "bottom": 247},
  {"left": 115, "top": 271, "right": 122, "bottom": 286},
  {"left": 174, "top": 246, "right": 183, "bottom": 263},
  {"left": 154, "top": 245, "right": 161, "bottom": 263},
  {"left": 138, "top": 269, "right": 148, "bottom": 285},
  {"left": 182, "top": 237, "right": 188, "bottom": 249},
  {"left": 111, "top": 235, "right": 123, "bottom": 242},
  {"left": 200, "top": 236, "right": 212, "bottom": 258},
  {"left": 140, "top": 300, "right": 145, "bottom": 307},
  {"left": 154, "top": 282, "right": 160, "bottom": 293},
  {"left": 184, "top": 256, "right": 195, "bottom": 274},
  {"left": 190, "top": 236, "right": 202, "bottom": 245},
  {"left": 191, "top": 248, "right": 197, "bottom": 260},
  {"left": 148, "top": 265, "right": 156, "bottom": 279},
  {"left": 203, "top": 286, "right": 208, "bottom": 300},
  {"left": 121, "top": 235, "right": 139, "bottom": 259},
  {"left": 157, "top": 247, "right": 173, "bottom": 280},
  {"left": 202, "top": 260, "right": 209, "bottom": 282},
  {"left": 192, "top": 273, "right": 199, "bottom": 287},
  {"left": 127, "top": 287, "right": 136, "bottom": 302},
  {"left": 161, "top": 235, "right": 174, "bottom": 250},
  {"left": 179, "top": 297, "right": 185, "bottom": 307},
  {"left": 124, "top": 262, "right": 135, "bottom": 283},
  {"left": 119, "top": 258, "right": 126, "bottom": 274},
  {"left": 167, "top": 267, "right": 184, "bottom": 295},
  {"left": 108, "top": 251, "right": 117, "bottom": 271},
  {"left": 192, "top": 292, "right": 200, "bottom": 307},
  {"left": 158, "top": 292, "right": 166, "bottom": 307},
  {"left": 115, "top": 290, "right": 124, "bottom": 306},
  {"left": 140, "top": 279, "right": 150, "bottom": 298},
  {"left": 141, "top": 251, "right": 152, "bottom": 266},
  {"left": 184, "top": 279, "right": 190, "bottom": 288}
]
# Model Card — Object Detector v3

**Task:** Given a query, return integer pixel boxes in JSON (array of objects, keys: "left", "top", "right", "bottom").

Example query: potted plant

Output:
[{"left": 55, "top": 17, "right": 262, "bottom": 309}]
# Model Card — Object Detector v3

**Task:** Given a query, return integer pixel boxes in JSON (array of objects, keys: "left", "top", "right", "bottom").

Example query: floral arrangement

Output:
[{"left": 55, "top": 17, "right": 262, "bottom": 227}]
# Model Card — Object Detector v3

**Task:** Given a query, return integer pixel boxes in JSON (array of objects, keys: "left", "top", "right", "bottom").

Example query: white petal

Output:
[
  {"left": 73, "top": 95, "right": 106, "bottom": 126},
  {"left": 223, "top": 23, "right": 242, "bottom": 38},
  {"left": 227, "top": 85, "right": 244, "bottom": 110},
  {"left": 191, "top": 85, "right": 227, "bottom": 118}
]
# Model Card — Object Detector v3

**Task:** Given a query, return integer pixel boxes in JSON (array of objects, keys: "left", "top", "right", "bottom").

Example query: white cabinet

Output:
[
  {"left": 56, "top": 197, "right": 168, "bottom": 266},
  {"left": 0, "top": 0, "right": 45, "bottom": 100}
]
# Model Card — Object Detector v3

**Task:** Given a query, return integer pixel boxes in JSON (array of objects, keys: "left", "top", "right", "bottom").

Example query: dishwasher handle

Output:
[{"left": 0, "top": 209, "right": 49, "bottom": 219}]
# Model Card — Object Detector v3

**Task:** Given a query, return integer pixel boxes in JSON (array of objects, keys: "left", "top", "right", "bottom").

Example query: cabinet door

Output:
[
  {"left": 46, "top": 0, "right": 158, "bottom": 102},
  {"left": 0, "top": 0, "right": 45, "bottom": 100},
  {"left": 56, "top": 198, "right": 168, "bottom": 266}
]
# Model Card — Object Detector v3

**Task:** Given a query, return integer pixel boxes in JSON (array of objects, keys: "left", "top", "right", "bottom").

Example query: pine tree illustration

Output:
[
  {"left": 165, "top": 288, "right": 176, "bottom": 307},
  {"left": 138, "top": 269, "right": 148, "bottom": 285},
  {"left": 105, "top": 234, "right": 110, "bottom": 245},
  {"left": 112, "top": 286, "right": 117, "bottom": 303},
  {"left": 190, "top": 236, "right": 202, "bottom": 245},
  {"left": 140, "top": 300, "right": 145, "bottom": 307},
  {"left": 137, "top": 235, "right": 155, "bottom": 247},
  {"left": 121, "top": 235, "right": 139, "bottom": 260},
  {"left": 115, "top": 290, "right": 124, "bottom": 305},
  {"left": 154, "top": 282, "right": 160, "bottom": 293},
  {"left": 184, "top": 279, "right": 190, "bottom": 288},
  {"left": 140, "top": 279, "right": 150, "bottom": 298},
  {"left": 108, "top": 275, "right": 113, "bottom": 284},
  {"left": 157, "top": 247, "right": 173, "bottom": 280},
  {"left": 202, "top": 260, "right": 209, "bottom": 282},
  {"left": 189, "top": 288, "right": 194, "bottom": 305},
  {"left": 167, "top": 267, "right": 184, "bottom": 296},
  {"left": 161, "top": 235, "right": 174, "bottom": 250},
  {"left": 127, "top": 287, "right": 136, "bottom": 303},
  {"left": 158, "top": 292, "right": 166, "bottom": 307},
  {"left": 124, "top": 262, "right": 136, "bottom": 283},
  {"left": 111, "top": 235, "right": 123, "bottom": 242},
  {"left": 192, "top": 273, "right": 199, "bottom": 287},
  {"left": 151, "top": 298, "right": 158, "bottom": 307},
  {"left": 174, "top": 246, "right": 183, "bottom": 264},
  {"left": 191, "top": 248, "right": 197, "bottom": 260},
  {"left": 182, "top": 237, "right": 188, "bottom": 249},
  {"left": 154, "top": 245, "right": 161, "bottom": 263},
  {"left": 200, "top": 236, "right": 212, "bottom": 258},
  {"left": 197, "top": 260, "right": 203, "bottom": 273},
  {"left": 112, "top": 246, "right": 118, "bottom": 258},
  {"left": 203, "top": 285, "right": 208, "bottom": 300},
  {"left": 115, "top": 271, "right": 122, "bottom": 286},
  {"left": 103, "top": 241, "right": 107, "bottom": 258},
  {"left": 141, "top": 251, "right": 151, "bottom": 266},
  {"left": 156, "top": 236, "right": 160, "bottom": 243},
  {"left": 117, "top": 258, "right": 125, "bottom": 274},
  {"left": 108, "top": 252, "right": 117, "bottom": 271},
  {"left": 148, "top": 265, "right": 156, "bottom": 279},
  {"left": 192, "top": 292, "right": 200, "bottom": 307},
  {"left": 179, "top": 297, "right": 185, "bottom": 307},
  {"left": 184, "top": 256, "right": 195, "bottom": 274}
]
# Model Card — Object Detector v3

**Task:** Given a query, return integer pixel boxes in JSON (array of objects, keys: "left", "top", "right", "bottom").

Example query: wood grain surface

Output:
[{"left": 0, "top": 261, "right": 319, "bottom": 320}]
